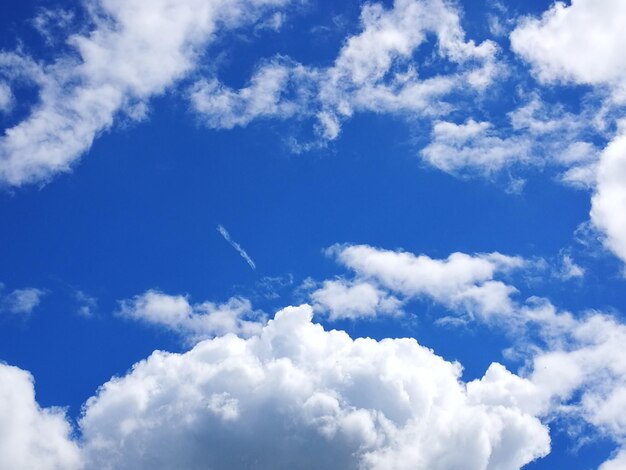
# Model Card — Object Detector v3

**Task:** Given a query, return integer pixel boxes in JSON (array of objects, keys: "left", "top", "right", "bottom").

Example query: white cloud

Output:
[
  {"left": 510, "top": 0, "right": 626, "bottom": 102},
  {"left": 327, "top": 244, "right": 524, "bottom": 320},
  {"left": 80, "top": 304, "right": 549, "bottom": 469},
  {"left": 118, "top": 290, "right": 266, "bottom": 342},
  {"left": 311, "top": 279, "right": 403, "bottom": 320},
  {"left": 75, "top": 290, "right": 98, "bottom": 318},
  {"left": 600, "top": 450, "right": 626, "bottom": 470},
  {"left": 0, "top": 284, "right": 45, "bottom": 315},
  {"left": 191, "top": 60, "right": 313, "bottom": 129},
  {"left": 522, "top": 305, "right": 626, "bottom": 463},
  {"left": 418, "top": 93, "right": 604, "bottom": 182},
  {"left": 421, "top": 119, "right": 532, "bottom": 175},
  {"left": 0, "top": 0, "right": 290, "bottom": 187},
  {"left": 0, "top": 364, "right": 82, "bottom": 470},
  {"left": 0, "top": 82, "right": 12, "bottom": 112},
  {"left": 314, "top": 244, "right": 626, "bottom": 466},
  {"left": 2, "top": 265, "right": 626, "bottom": 468},
  {"left": 191, "top": 0, "right": 499, "bottom": 140},
  {"left": 557, "top": 254, "right": 585, "bottom": 280},
  {"left": 591, "top": 121, "right": 626, "bottom": 270}
]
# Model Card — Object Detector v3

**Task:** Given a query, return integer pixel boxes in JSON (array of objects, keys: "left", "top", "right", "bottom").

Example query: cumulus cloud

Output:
[
  {"left": 312, "top": 244, "right": 626, "bottom": 467},
  {"left": 0, "top": 364, "right": 82, "bottom": 470},
  {"left": 0, "top": 0, "right": 290, "bottom": 187},
  {"left": 0, "top": 82, "right": 12, "bottom": 112},
  {"left": 324, "top": 244, "right": 524, "bottom": 320},
  {"left": 591, "top": 122, "right": 626, "bottom": 270},
  {"left": 117, "top": 290, "right": 266, "bottom": 342},
  {"left": 0, "top": 283, "right": 45, "bottom": 315},
  {"left": 557, "top": 254, "right": 585, "bottom": 280},
  {"left": 3, "top": 276, "right": 626, "bottom": 468},
  {"left": 311, "top": 279, "right": 403, "bottom": 320},
  {"left": 510, "top": 0, "right": 626, "bottom": 102},
  {"left": 80, "top": 304, "right": 550, "bottom": 469},
  {"left": 419, "top": 93, "right": 602, "bottom": 182},
  {"left": 514, "top": 301, "right": 626, "bottom": 464},
  {"left": 74, "top": 290, "right": 98, "bottom": 318},
  {"left": 191, "top": 0, "right": 499, "bottom": 140}
]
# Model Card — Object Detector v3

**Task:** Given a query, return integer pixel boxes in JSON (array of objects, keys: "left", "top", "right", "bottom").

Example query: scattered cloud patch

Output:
[
  {"left": 118, "top": 290, "right": 265, "bottom": 342},
  {"left": 511, "top": 0, "right": 626, "bottom": 102},
  {"left": 324, "top": 244, "right": 524, "bottom": 321},
  {"left": 74, "top": 290, "right": 98, "bottom": 318},
  {"left": 591, "top": 122, "right": 626, "bottom": 271},
  {"left": 311, "top": 278, "right": 403, "bottom": 320},
  {"left": 0, "top": 283, "right": 45, "bottom": 315},
  {"left": 0, "top": 0, "right": 292, "bottom": 187},
  {"left": 0, "top": 82, "right": 12, "bottom": 112},
  {"left": 191, "top": 0, "right": 500, "bottom": 142}
]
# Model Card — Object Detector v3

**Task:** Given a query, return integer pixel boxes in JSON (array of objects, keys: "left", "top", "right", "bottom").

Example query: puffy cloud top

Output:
[{"left": 80, "top": 305, "right": 549, "bottom": 469}]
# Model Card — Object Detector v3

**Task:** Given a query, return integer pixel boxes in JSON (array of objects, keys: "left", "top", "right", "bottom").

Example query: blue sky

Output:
[{"left": 1, "top": 0, "right": 626, "bottom": 468}]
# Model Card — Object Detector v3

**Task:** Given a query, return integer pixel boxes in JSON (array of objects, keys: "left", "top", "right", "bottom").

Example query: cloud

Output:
[
  {"left": 600, "top": 450, "right": 626, "bottom": 470},
  {"left": 3, "top": 251, "right": 626, "bottom": 468},
  {"left": 510, "top": 0, "right": 626, "bottom": 269},
  {"left": 420, "top": 119, "right": 532, "bottom": 175},
  {"left": 0, "top": 284, "right": 45, "bottom": 315},
  {"left": 325, "top": 244, "right": 524, "bottom": 320},
  {"left": 117, "top": 289, "right": 265, "bottom": 342},
  {"left": 80, "top": 304, "right": 549, "bottom": 469},
  {"left": 518, "top": 302, "right": 626, "bottom": 463},
  {"left": 510, "top": 0, "right": 626, "bottom": 102},
  {"left": 217, "top": 224, "right": 257, "bottom": 270},
  {"left": 190, "top": 59, "right": 314, "bottom": 129},
  {"left": 0, "top": 364, "right": 82, "bottom": 470},
  {"left": 557, "top": 254, "right": 585, "bottom": 280},
  {"left": 74, "top": 290, "right": 98, "bottom": 318},
  {"left": 591, "top": 121, "right": 626, "bottom": 271},
  {"left": 191, "top": 0, "right": 499, "bottom": 140},
  {"left": 419, "top": 93, "right": 602, "bottom": 183},
  {"left": 313, "top": 244, "right": 626, "bottom": 466},
  {"left": 0, "top": 82, "right": 12, "bottom": 112},
  {"left": 311, "top": 279, "right": 403, "bottom": 320},
  {"left": 0, "top": 0, "right": 290, "bottom": 187}
]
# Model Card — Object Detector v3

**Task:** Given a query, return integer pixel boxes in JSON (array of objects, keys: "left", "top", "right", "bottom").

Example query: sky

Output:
[{"left": 1, "top": 0, "right": 626, "bottom": 468}]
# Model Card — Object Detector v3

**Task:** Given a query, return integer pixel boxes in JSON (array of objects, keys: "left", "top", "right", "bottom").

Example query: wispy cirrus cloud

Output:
[{"left": 217, "top": 224, "right": 256, "bottom": 270}]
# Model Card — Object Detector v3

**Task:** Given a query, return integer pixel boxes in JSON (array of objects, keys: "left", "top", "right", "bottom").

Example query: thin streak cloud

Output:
[{"left": 217, "top": 224, "right": 256, "bottom": 270}]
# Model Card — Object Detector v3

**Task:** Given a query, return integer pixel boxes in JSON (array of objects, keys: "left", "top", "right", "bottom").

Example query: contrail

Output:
[{"left": 217, "top": 224, "right": 256, "bottom": 270}]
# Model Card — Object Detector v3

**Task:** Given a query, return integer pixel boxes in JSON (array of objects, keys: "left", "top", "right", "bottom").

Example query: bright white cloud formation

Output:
[
  {"left": 118, "top": 289, "right": 265, "bottom": 341},
  {"left": 3, "top": 273, "right": 626, "bottom": 468},
  {"left": 315, "top": 243, "right": 626, "bottom": 465},
  {"left": 0, "top": 364, "right": 82, "bottom": 470},
  {"left": 192, "top": 0, "right": 499, "bottom": 140},
  {"left": 511, "top": 0, "right": 626, "bottom": 102},
  {"left": 80, "top": 304, "right": 550, "bottom": 469},
  {"left": 510, "top": 0, "right": 626, "bottom": 268},
  {"left": 591, "top": 122, "right": 626, "bottom": 270},
  {"left": 319, "top": 244, "right": 524, "bottom": 320},
  {"left": 311, "top": 279, "right": 403, "bottom": 320},
  {"left": 0, "top": 0, "right": 290, "bottom": 187}
]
